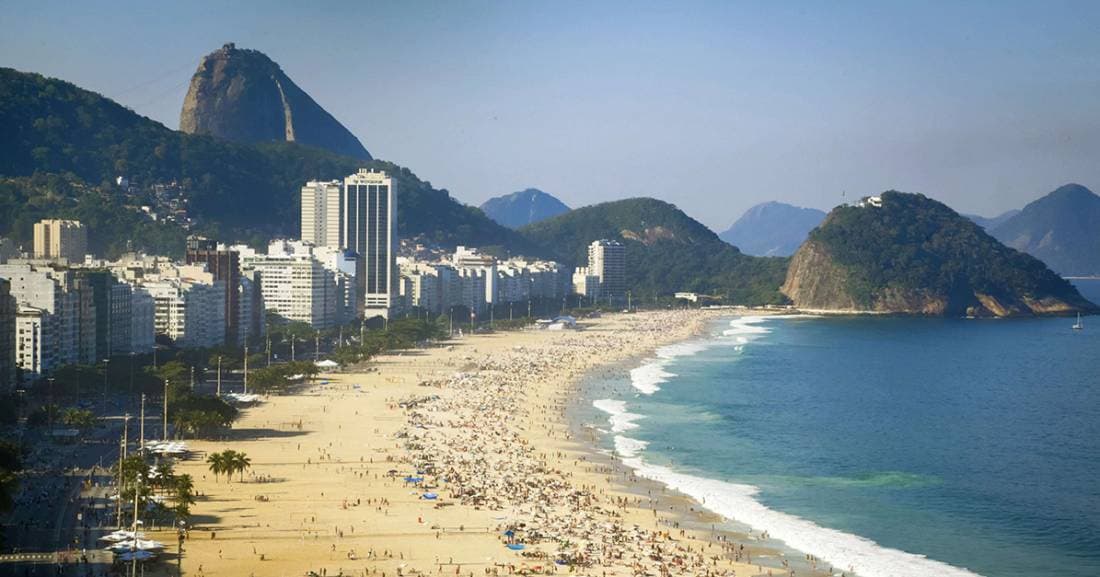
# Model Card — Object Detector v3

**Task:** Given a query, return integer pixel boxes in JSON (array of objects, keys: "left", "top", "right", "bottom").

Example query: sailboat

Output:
[{"left": 1072, "top": 313, "right": 1084, "bottom": 330}]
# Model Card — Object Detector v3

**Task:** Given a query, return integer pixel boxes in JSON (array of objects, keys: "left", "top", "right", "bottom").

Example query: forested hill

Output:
[
  {"left": 0, "top": 67, "right": 531, "bottom": 256},
  {"left": 519, "top": 197, "right": 790, "bottom": 304},
  {"left": 782, "top": 191, "right": 1096, "bottom": 316}
]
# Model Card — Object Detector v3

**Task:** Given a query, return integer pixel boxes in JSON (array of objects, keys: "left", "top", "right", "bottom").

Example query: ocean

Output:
[{"left": 580, "top": 281, "right": 1100, "bottom": 577}]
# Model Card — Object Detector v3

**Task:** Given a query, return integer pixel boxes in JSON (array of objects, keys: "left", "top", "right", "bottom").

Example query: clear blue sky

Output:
[{"left": 3, "top": 1, "right": 1099, "bottom": 229}]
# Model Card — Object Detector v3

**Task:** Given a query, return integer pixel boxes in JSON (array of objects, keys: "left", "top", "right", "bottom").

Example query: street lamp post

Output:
[
  {"left": 139, "top": 394, "right": 145, "bottom": 452},
  {"left": 177, "top": 520, "right": 186, "bottom": 577},
  {"left": 243, "top": 345, "right": 249, "bottom": 395},
  {"left": 102, "top": 358, "right": 110, "bottom": 414},
  {"left": 162, "top": 378, "right": 169, "bottom": 441},
  {"left": 47, "top": 377, "right": 55, "bottom": 430},
  {"left": 128, "top": 352, "right": 135, "bottom": 400}
]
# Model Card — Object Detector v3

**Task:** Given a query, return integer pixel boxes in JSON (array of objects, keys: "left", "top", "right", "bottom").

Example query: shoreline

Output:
[
  {"left": 556, "top": 313, "right": 834, "bottom": 576},
  {"left": 147, "top": 309, "right": 828, "bottom": 577}
]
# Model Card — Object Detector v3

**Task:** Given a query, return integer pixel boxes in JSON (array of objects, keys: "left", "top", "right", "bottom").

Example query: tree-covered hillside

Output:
[
  {"left": 789, "top": 191, "right": 1094, "bottom": 314},
  {"left": 0, "top": 67, "right": 530, "bottom": 254},
  {"left": 520, "top": 198, "right": 789, "bottom": 304}
]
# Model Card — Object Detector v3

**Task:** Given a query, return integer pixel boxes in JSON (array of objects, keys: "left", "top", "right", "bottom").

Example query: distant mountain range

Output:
[
  {"left": 718, "top": 201, "right": 826, "bottom": 257},
  {"left": 782, "top": 192, "right": 1094, "bottom": 316},
  {"left": 964, "top": 209, "right": 1020, "bottom": 230},
  {"left": 520, "top": 198, "right": 790, "bottom": 304},
  {"left": 180, "top": 43, "right": 371, "bottom": 160},
  {"left": 988, "top": 184, "right": 1100, "bottom": 277},
  {"left": 480, "top": 188, "right": 570, "bottom": 228}
]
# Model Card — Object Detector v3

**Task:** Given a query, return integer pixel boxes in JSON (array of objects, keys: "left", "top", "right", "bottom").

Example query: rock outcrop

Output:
[
  {"left": 179, "top": 43, "right": 370, "bottom": 159},
  {"left": 781, "top": 191, "right": 1096, "bottom": 317}
]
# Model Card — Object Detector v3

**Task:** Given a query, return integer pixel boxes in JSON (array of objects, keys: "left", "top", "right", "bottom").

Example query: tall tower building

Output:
[
  {"left": 33, "top": 219, "right": 88, "bottom": 263},
  {"left": 343, "top": 169, "right": 397, "bottom": 318},
  {"left": 300, "top": 180, "right": 343, "bottom": 248},
  {"left": 587, "top": 239, "right": 626, "bottom": 304}
]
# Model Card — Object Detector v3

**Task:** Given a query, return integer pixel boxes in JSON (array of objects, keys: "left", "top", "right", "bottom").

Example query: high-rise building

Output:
[
  {"left": 33, "top": 219, "right": 88, "bottom": 263},
  {"left": 0, "top": 280, "right": 15, "bottom": 391},
  {"left": 243, "top": 255, "right": 336, "bottom": 329},
  {"left": 129, "top": 286, "right": 155, "bottom": 354},
  {"left": 301, "top": 180, "right": 343, "bottom": 248},
  {"left": 343, "top": 169, "right": 397, "bottom": 318},
  {"left": 0, "top": 264, "right": 96, "bottom": 367},
  {"left": 185, "top": 236, "right": 242, "bottom": 345},
  {"left": 572, "top": 267, "right": 600, "bottom": 301},
  {"left": 15, "top": 305, "right": 48, "bottom": 381},
  {"left": 142, "top": 278, "right": 226, "bottom": 348},
  {"left": 587, "top": 239, "right": 625, "bottom": 303}
]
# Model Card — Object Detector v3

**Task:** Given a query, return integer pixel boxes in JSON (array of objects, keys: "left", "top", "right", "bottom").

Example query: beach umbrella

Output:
[
  {"left": 507, "top": 543, "right": 525, "bottom": 551},
  {"left": 116, "top": 550, "right": 156, "bottom": 562}
]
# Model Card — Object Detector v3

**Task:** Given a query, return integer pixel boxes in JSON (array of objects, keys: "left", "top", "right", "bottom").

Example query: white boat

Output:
[{"left": 1072, "top": 313, "right": 1084, "bottom": 330}]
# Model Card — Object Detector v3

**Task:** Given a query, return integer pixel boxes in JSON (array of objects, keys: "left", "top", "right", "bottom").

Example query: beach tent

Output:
[
  {"left": 421, "top": 492, "right": 438, "bottom": 500},
  {"left": 315, "top": 359, "right": 339, "bottom": 369},
  {"left": 506, "top": 544, "right": 525, "bottom": 551}
]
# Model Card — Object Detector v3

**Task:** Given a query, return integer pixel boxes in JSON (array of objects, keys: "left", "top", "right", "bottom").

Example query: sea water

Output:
[{"left": 581, "top": 298, "right": 1100, "bottom": 577}]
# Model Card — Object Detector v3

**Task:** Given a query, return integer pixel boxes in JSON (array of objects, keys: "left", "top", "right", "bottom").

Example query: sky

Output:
[{"left": 3, "top": 0, "right": 1099, "bottom": 230}]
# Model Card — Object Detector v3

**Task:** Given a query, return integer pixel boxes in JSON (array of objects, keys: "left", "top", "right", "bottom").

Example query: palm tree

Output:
[
  {"left": 231, "top": 451, "right": 251, "bottom": 482},
  {"left": 172, "top": 474, "right": 195, "bottom": 505},
  {"left": 206, "top": 452, "right": 226, "bottom": 483}
]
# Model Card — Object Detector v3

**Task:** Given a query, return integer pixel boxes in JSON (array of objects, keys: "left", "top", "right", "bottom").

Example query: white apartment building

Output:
[
  {"left": 497, "top": 263, "right": 532, "bottom": 304},
  {"left": 300, "top": 180, "right": 343, "bottom": 248},
  {"left": 141, "top": 278, "right": 226, "bottom": 348},
  {"left": 15, "top": 305, "right": 51, "bottom": 379},
  {"left": 129, "top": 286, "right": 155, "bottom": 354},
  {"left": 242, "top": 252, "right": 338, "bottom": 329},
  {"left": 0, "top": 264, "right": 94, "bottom": 369},
  {"left": 572, "top": 266, "right": 600, "bottom": 300}
]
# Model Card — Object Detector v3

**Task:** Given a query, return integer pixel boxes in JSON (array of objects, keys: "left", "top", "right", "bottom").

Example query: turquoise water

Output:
[{"left": 582, "top": 296, "right": 1100, "bottom": 577}]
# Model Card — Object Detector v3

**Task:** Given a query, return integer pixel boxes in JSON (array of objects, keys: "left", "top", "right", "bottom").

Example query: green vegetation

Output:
[
  {"left": 806, "top": 191, "right": 1094, "bottom": 311},
  {"left": 206, "top": 449, "right": 251, "bottom": 483},
  {"left": 520, "top": 197, "right": 790, "bottom": 304},
  {"left": 170, "top": 394, "right": 238, "bottom": 439},
  {"left": 0, "top": 67, "right": 532, "bottom": 255},
  {"left": 330, "top": 317, "right": 448, "bottom": 366},
  {"left": 58, "top": 407, "right": 98, "bottom": 431},
  {"left": 112, "top": 454, "right": 195, "bottom": 520},
  {"left": 245, "top": 361, "right": 319, "bottom": 394},
  {"left": 0, "top": 440, "right": 25, "bottom": 513}
]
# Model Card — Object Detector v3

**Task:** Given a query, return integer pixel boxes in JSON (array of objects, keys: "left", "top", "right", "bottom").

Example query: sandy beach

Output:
[{"left": 148, "top": 310, "right": 829, "bottom": 577}]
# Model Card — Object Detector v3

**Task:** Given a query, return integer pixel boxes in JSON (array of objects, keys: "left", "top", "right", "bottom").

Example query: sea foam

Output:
[
  {"left": 592, "top": 398, "right": 645, "bottom": 433},
  {"left": 616, "top": 449, "right": 985, "bottom": 577},
  {"left": 609, "top": 315, "right": 985, "bottom": 577}
]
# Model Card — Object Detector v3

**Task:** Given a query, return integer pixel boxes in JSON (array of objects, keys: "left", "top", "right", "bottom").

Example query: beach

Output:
[{"left": 152, "top": 310, "right": 824, "bottom": 577}]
